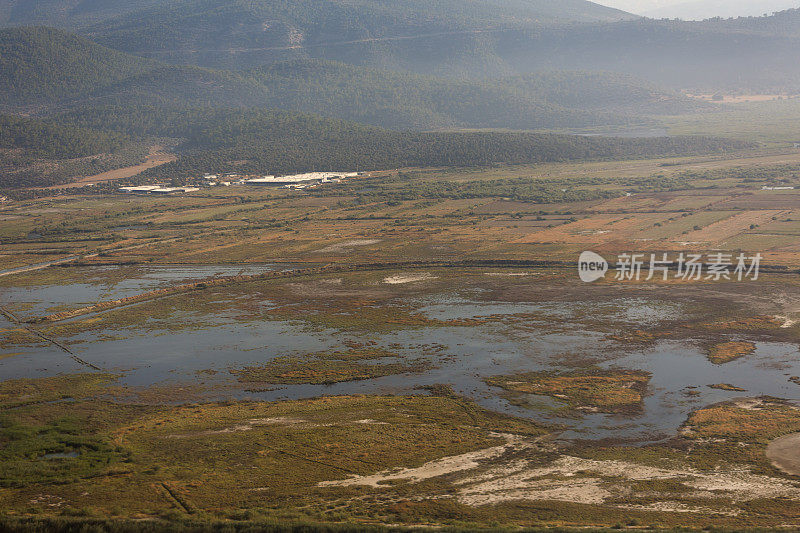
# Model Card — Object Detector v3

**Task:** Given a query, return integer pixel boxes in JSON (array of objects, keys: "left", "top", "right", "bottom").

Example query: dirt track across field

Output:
[
  {"left": 48, "top": 145, "right": 176, "bottom": 189},
  {"left": 767, "top": 433, "right": 800, "bottom": 476}
]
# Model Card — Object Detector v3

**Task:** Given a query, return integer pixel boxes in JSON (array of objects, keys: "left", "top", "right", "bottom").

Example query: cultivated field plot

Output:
[{"left": 4, "top": 150, "right": 800, "bottom": 269}]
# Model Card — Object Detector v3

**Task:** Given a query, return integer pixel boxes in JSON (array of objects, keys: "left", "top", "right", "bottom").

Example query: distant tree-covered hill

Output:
[
  {"left": 0, "top": 0, "right": 171, "bottom": 27},
  {"left": 0, "top": 113, "right": 147, "bottom": 189},
  {"left": 0, "top": 26, "right": 155, "bottom": 106},
  {"left": 56, "top": 2, "right": 800, "bottom": 92},
  {"left": 493, "top": 18, "right": 800, "bottom": 92},
  {"left": 0, "top": 0, "right": 634, "bottom": 31},
  {"left": 0, "top": 113, "right": 126, "bottom": 158},
  {"left": 681, "top": 8, "right": 800, "bottom": 37},
  {"left": 130, "top": 107, "right": 752, "bottom": 179},
  {"left": 51, "top": 105, "right": 747, "bottom": 180},
  {"left": 644, "top": 3, "right": 800, "bottom": 24},
  {"left": 245, "top": 59, "right": 707, "bottom": 130},
  {"left": 4, "top": 1, "right": 800, "bottom": 91},
  {"left": 0, "top": 105, "right": 750, "bottom": 191},
  {"left": 73, "top": 0, "right": 632, "bottom": 71},
  {"left": 0, "top": 28, "right": 706, "bottom": 130}
]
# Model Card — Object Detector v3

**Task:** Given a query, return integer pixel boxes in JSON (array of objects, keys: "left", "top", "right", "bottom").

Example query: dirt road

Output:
[{"left": 48, "top": 145, "right": 176, "bottom": 189}]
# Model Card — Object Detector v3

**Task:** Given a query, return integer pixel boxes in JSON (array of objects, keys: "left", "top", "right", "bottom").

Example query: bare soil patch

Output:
[{"left": 767, "top": 433, "right": 800, "bottom": 476}]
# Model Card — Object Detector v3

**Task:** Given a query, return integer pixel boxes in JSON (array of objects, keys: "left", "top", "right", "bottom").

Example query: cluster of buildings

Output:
[
  {"left": 118, "top": 172, "right": 359, "bottom": 195},
  {"left": 241, "top": 172, "right": 358, "bottom": 189}
]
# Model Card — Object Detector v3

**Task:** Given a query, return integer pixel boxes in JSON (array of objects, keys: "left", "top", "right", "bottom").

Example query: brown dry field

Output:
[{"left": 4, "top": 148, "right": 800, "bottom": 270}]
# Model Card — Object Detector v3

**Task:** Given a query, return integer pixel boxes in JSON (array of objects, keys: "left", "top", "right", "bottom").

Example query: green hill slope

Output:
[
  {"left": 1, "top": 29, "right": 704, "bottom": 130},
  {"left": 0, "top": 113, "right": 126, "bottom": 158},
  {"left": 0, "top": 27, "right": 279, "bottom": 109},
  {"left": 7, "top": 2, "right": 799, "bottom": 91},
  {"left": 1, "top": 0, "right": 633, "bottom": 30},
  {"left": 2, "top": 104, "right": 749, "bottom": 192},
  {"left": 0, "top": 113, "right": 148, "bottom": 189},
  {"left": 0, "top": 26, "right": 155, "bottom": 106},
  {"left": 245, "top": 59, "right": 645, "bottom": 130},
  {"left": 79, "top": 5, "right": 800, "bottom": 90},
  {"left": 51, "top": 105, "right": 745, "bottom": 181},
  {"left": 82, "top": 0, "right": 634, "bottom": 70},
  {"left": 0, "top": 0, "right": 169, "bottom": 27}
]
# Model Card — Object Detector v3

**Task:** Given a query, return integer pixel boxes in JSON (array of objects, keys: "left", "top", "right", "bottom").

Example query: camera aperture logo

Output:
[{"left": 578, "top": 251, "right": 608, "bottom": 283}]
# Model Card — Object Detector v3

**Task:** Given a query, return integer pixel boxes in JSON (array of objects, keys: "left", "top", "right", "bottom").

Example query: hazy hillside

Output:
[
  {"left": 691, "top": 7, "right": 800, "bottom": 36},
  {"left": 1, "top": 29, "right": 706, "bottom": 131},
  {"left": 0, "top": 112, "right": 147, "bottom": 189},
  {"left": 1, "top": 0, "right": 634, "bottom": 31},
  {"left": 500, "top": 71, "right": 708, "bottom": 115},
  {"left": 0, "top": 0, "right": 170, "bottom": 27},
  {"left": 0, "top": 26, "right": 155, "bottom": 106},
  {"left": 1, "top": 104, "right": 747, "bottom": 193},
  {"left": 246, "top": 59, "right": 702, "bottom": 130},
  {"left": 644, "top": 1, "right": 800, "bottom": 21},
  {"left": 82, "top": 0, "right": 634, "bottom": 70},
  {"left": 0, "top": 113, "right": 126, "bottom": 158},
  {"left": 71, "top": 4, "right": 800, "bottom": 91},
  {"left": 3, "top": 1, "right": 800, "bottom": 92},
  {"left": 6, "top": 0, "right": 798, "bottom": 92},
  {"left": 491, "top": 19, "right": 800, "bottom": 91},
  {"left": 72, "top": 59, "right": 607, "bottom": 130},
  {"left": 55, "top": 106, "right": 742, "bottom": 181}
]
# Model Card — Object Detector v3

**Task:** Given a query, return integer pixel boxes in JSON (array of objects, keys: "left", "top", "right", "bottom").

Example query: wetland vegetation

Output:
[
  {"left": 3, "top": 260, "right": 800, "bottom": 529},
  {"left": 4, "top": 5, "right": 800, "bottom": 529},
  {"left": 485, "top": 369, "right": 651, "bottom": 415}
]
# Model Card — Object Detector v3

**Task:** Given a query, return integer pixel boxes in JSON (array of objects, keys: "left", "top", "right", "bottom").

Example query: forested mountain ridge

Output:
[
  {"left": 245, "top": 59, "right": 707, "bottom": 130},
  {"left": 0, "top": 0, "right": 171, "bottom": 28},
  {"left": 79, "top": 106, "right": 745, "bottom": 181},
  {"left": 499, "top": 71, "right": 708, "bottom": 115},
  {"left": 491, "top": 18, "right": 800, "bottom": 92},
  {"left": 689, "top": 8, "right": 800, "bottom": 37},
  {"left": 76, "top": 0, "right": 633, "bottom": 71},
  {"left": 0, "top": 104, "right": 750, "bottom": 193},
  {"left": 1, "top": 0, "right": 635, "bottom": 31},
  {"left": 0, "top": 28, "right": 706, "bottom": 130},
  {"left": 0, "top": 26, "right": 155, "bottom": 106},
  {"left": 66, "top": 4, "right": 800, "bottom": 91},
  {"left": 3, "top": 1, "right": 800, "bottom": 91},
  {"left": 0, "top": 112, "right": 149, "bottom": 190},
  {"left": 0, "top": 113, "right": 127, "bottom": 158}
]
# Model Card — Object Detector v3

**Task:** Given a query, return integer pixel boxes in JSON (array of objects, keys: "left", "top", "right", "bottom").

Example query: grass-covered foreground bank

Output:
[
  {"left": 1, "top": 517, "right": 797, "bottom": 533},
  {"left": 2, "top": 372, "right": 800, "bottom": 530}
]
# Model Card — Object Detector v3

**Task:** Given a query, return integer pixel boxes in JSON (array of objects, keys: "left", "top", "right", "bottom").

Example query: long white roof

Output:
[{"left": 245, "top": 172, "right": 357, "bottom": 184}]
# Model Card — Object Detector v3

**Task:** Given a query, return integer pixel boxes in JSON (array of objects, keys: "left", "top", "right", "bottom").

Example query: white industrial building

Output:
[
  {"left": 119, "top": 185, "right": 199, "bottom": 194},
  {"left": 118, "top": 185, "right": 161, "bottom": 193},
  {"left": 243, "top": 172, "right": 358, "bottom": 187}
]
